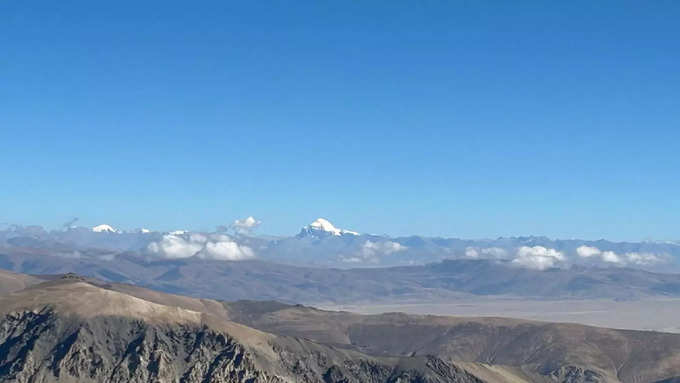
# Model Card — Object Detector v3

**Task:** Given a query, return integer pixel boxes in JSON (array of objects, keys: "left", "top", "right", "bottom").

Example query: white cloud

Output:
[
  {"left": 601, "top": 250, "right": 623, "bottom": 264},
  {"left": 148, "top": 234, "right": 203, "bottom": 258},
  {"left": 575, "top": 245, "right": 663, "bottom": 266},
  {"left": 361, "top": 240, "right": 406, "bottom": 257},
  {"left": 202, "top": 240, "right": 254, "bottom": 261},
  {"left": 625, "top": 252, "right": 662, "bottom": 265},
  {"left": 465, "top": 247, "right": 507, "bottom": 259},
  {"left": 147, "top": 232, "right": 255, "bottom": 261},
  {"left": 342, "top": 240, "right": 407, "bottom": 264},
  {"left": 210, "top": 234, "right": 231, "bottom": 242},
  {"left": 576, "top": 245, "right": 601, "bottom": 258},
  {"left": 576, "top": 245, "right": 621, "bottom": 263},
  {"left": 512, "top": 246, "right": 565, "bottom": 270},
  {"left": 231, "top": 216, "right": 261, "bottom": 234},
  {"left": 189, "top": 233, "right": 207, "bottom": 243},
  {"left": 465, "top": 247, "right": 479, "bottom": 258}
]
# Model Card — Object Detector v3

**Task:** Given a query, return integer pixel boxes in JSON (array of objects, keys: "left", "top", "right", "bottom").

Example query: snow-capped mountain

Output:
[
  {"left": 1, "top": 220, "right": 679, "bottom": 271},
  {"left": 297, "top": 218, "right": 359, "bottom": 238},
  {"left": 91, "top": 224, "right": 120, "bottom": 233}
]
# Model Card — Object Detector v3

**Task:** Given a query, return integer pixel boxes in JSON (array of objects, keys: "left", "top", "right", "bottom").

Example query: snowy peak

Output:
[
  {"left": 298, "top": 218, "right": 359, "bottom": 238},
  {"left": 91, "top": 224, "right": 120, "bottom": 233},
  {"left": 309, "top": 218, "right": 340, "bottom": 234}
]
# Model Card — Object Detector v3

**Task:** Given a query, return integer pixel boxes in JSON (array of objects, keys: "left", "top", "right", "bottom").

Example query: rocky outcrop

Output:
[
  {"left": 0, "top": 308, "right": 274, "bottom": 382},
  {"left": 0, "top": 306, "right": 483, "bottom": 383},
  {"left": 548, "top": 366, "right": 604, "bottom": 383}
]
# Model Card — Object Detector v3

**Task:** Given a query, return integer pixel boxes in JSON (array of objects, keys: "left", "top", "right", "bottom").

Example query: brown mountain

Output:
[
  {"left": 223, "top": 300, "right": 680, "bottom": 382},
  {"left": 0, "top": 275, "right": 510, "bottom": 383},
  {"left": 2, "top": 273, "right": 680, "bottom": 382},
  {"left": 0, "top": 268, "right": 45, "bottom": 295}
]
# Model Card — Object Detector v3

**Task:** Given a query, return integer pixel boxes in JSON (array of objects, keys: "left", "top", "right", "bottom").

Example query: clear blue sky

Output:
[{"left": 1, "top": 1, "right": 678, "bottom": 240}]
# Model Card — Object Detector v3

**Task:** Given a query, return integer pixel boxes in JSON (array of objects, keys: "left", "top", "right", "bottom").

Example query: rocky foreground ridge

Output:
[
  {"left": 0, "top": 276, "right": 492, "bottom": 382},
  {"left": 0, "top": 272, "right": 679, "bottom": 382}
]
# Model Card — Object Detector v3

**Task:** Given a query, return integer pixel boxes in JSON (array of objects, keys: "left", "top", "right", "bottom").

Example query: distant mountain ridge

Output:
[
  {"left": 1, "top": 218, "right": 680, "bottom": 306},
  {"left": 2, "top": 220, "right": 678, "bottom": 271},
  {"left": 0, "top": 217, "right": 680, "bottom": 272},
  {"left": 1, "top": 248, "right": 680, "bottom": 304}
]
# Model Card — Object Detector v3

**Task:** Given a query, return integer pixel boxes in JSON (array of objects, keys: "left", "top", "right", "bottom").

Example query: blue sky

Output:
[{"left": 1, "top": 1, "right": 679, "bottom": 240}]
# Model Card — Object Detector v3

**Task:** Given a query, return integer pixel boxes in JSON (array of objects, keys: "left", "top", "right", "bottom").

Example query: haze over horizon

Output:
[{"left": 2, "top": 1, "right": 679, "bottom": 241}]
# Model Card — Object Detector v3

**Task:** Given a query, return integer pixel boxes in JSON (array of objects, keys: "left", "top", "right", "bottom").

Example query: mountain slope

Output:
[
  {"left": 4, "top": 274, "right": 680, "bottom": 381},
  {"left": 223, "top": 301, "right": 680, "bottom": 383},
  {"left": 0, "top": 269, "right": 45, "bottom": 295},
  {"left": 0, "top": 276, "right": 501, "bottom": 383}
]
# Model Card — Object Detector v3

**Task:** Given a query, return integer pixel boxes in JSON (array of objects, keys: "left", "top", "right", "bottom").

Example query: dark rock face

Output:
[
  {"left": 549, "top": 366, "right": 603, "bottom": 383},
  {"left": 0, "top": 308, "right": 483, "bottom": 383},
  {"left": 0, "top": 309, "right": 269, "bottom": 383},
  {"left": 273, "top": 346, "right": 481, "bottom": 383}
]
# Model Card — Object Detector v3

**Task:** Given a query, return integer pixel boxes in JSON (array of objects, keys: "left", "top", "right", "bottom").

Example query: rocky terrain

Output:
[
  {"left": 223, "top": 301, "right": 680, "bottom": 382},
  {"left": 2, "top": 273, "right": 680, "bottom": 382},
  {"left": 0, "top": 275, "right": 507, "bottom": 382}
]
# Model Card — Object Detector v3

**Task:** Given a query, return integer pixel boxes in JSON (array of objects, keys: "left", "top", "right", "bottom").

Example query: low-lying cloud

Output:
[
  {"left": 465, "top": 247, "right": 508, "bottom": 259},
  {"left": 466, "top": 244, "right": 666, "bottom": 270},
  {"left": 228, "top": 216, "right": 262, "bottom": 234},
  {"left": 512, "top": 246, "right": 565, "bottom": 270},
  {"left": 576, "top": 245, "right": 663, "bottom": 266},
  {"left": 362, "top": 240, "right": 406, "bottom": 256},
  {"left": 148, "top": 232, "right": 254, "bottom": 261},
  {"left": 342, "top": 240, "right": 407, "bottom": 263}
]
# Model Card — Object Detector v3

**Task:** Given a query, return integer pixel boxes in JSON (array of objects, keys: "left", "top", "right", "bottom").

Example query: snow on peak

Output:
[
  {"left": 309, "top": 218, "right": 340, "bottom": 234},
  {"left": 301, "top": 218, "right": 359, "bottom": 237},
  {"left": 341, "top": 229, "right": 360, "bottom": 236},
  {"left": 92, "top": 224, "right": 119, "bottom": 233}
]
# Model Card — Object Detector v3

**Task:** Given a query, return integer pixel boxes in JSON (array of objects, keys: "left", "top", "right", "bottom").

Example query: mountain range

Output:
[
  {"left": 1, "top": 219, "right": 680, "bottom": 309},
  {"left": 1, "top": 219, "right": 679, "bottom": 271},
  {"left": 1, "top": 250, "right": 680, "bottom": 306}
]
